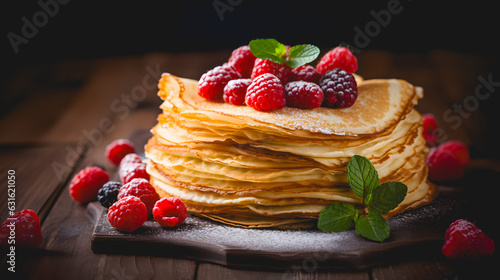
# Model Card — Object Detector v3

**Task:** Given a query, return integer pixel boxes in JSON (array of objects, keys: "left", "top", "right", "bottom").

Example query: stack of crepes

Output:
[{"left": 145, "top": 73, "right": 438, "bottom": 228}]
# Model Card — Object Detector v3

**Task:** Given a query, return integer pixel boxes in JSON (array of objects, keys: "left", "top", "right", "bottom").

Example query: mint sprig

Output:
[
  {"left": 248, "top": 38, "right": 320, "bottom": 68},
  {"left": 317, "top": 155, "right": 408, "bottom": 242}
]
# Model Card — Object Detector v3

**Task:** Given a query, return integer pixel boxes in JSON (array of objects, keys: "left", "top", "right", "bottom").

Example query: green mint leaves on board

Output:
[
  {"left": 317, "top": 155, "right": 407, "bottom": 242},
  {"left": 249, "top": 38, "right": 320, "bottom": 68}
]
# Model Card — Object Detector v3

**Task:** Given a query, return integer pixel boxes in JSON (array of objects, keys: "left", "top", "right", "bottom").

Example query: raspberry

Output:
[
  {"left": 223, "top": 78, "right": 251, "bottom": 105},
  {"left": 119, "top": 162, "right": 150, "bottom": 184},
  {"left": 97, "top": 181, "right": 122, "bottom": 208},
  {"left": 251, "top": 58, "right": 291, "bottom": 84},
  {"left": 69, "top": 166, "right": 110, "bottom": 203},
  {"left": 319, "top": 69, "right": 358, "bottom": 108},
  {"left": 246, "top": 73, "right": 286, "bottom": 111},
  {"left": 316, "top": 46, "right": 358, "bottom": 75},
  {"left": 198, "top": 65, "right": 241, "bottom": 100},
  {"left": 284, "top": 81, "right": 324, "bottom": 109},
  {"left": 118, "top": 178, "right": 160, "bottom": 214},
  {"left": 153, "top": 197, "right": 188, "bottom": 227},
  {"left": 0, "top": 209, "right": 42, "bottom": 249},
  {"left": 290, "top": 64, "right": 321, "bottom": 84},
  {"left": 442, "top": 219, "right": 495, "bottom": 259},
  {"left": 105, "top": 139, "right": 136, "bottom": 165},
  {"left": 440, "top": 140, "right": 470, "bottom": 166},
  {"left": 423, "top": 113, "right": 439, "bottom": 147},
  {"left": 228, "top": 45, "right": 256, "bottom": 78},
  {"left": 426, "top": 147, "right": 464, "bottom": 182},
  {"left": 120, "top": 153, "right": 143, "bottom": 166},
  {"left": 107, "top": 196, "right": 148, "bottom": 232}
]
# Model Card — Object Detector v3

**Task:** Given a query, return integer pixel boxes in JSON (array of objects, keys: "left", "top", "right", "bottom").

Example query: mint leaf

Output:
[
  {"left": 366, "top": 181, "right": 408, "bottom": 214},
  {"left": 249, "top": 39, "right": 287, "bottom": 64},
  {"left": 318, "top": 203, "right": 357, "bottom": 232},
  {"left": 347, "top": 155, "right": 379, "bottom": 200},
  {"left": 355, "top": 212, "right": 390, "bottom": 242},
  {"left": 286, "top": 44, "right": 320, "bottom": 68}
]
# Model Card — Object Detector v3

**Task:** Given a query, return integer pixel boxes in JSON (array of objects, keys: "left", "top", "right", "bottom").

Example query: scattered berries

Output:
[
  {"left": 319, "top": 69, "right": 358, "bottom": 108},
  {"left": 105, "top": 139, "right": 136, "bottom": 165},
  {"left": 119, "top": 162, "right": 150, "bottom": 184},
  {"left": 284, "top": 81, "right": 324, "bottom": 109},
  {"left": 0, "top": 209, "right": 42, "bottom": 249},
  {"left": 153, "top": 197, "right": 188, "bottom": 227},
  {"left": 440, "top": 140, "right": 470, "bottom": 166},
  {"left": 118, "top": 178, "right": 160, "bottom": 214},
  {"left": 423, "top": 113, "right": 439, "bottom": 146},
  {"left": 223, "top": 79, "right": 251, "bottom": 105},
  {"left": 246, "top": 73, "right": 286, "bottom": 111},
  {"left": 426, "top": 140, "right": 470, "bottom": 182},
  {"left": 251, "top": 58, "right": 291, "bottom": 84},
  {"left": 107, "top": 196, "right": 148, "bottom": 232},
  {"left": 442, "top": 219, "right": 495, "bottom": 259},
  {"left": 228, "top": 45, "right": 256, "bottom": 78},
  {"left": 97, "top": 181, "right": 122, "bottom": 208},
  {"left": 198, "top": 65, "right": 241, "bottom": 100},
  {"left": 290, "top": 64, "right": 321, "bottom": 84},
  {"left": 69, "top": 166, "right": 110, "bottom": 203},
  {"left": 316, "top": 46, "right": 358, "bottom": 75}
]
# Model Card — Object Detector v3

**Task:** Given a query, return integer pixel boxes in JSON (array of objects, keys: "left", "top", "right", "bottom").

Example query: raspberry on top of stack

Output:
[{"left": 145, "top": 39, "right": 438, "bottom": 228}]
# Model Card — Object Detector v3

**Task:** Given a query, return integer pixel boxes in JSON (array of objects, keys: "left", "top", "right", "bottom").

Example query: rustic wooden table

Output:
[{"left": 1, "top": 50, "right": 498, "bottom": 279}]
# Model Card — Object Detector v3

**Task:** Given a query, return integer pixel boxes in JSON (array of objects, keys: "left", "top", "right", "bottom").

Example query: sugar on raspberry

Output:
[
  {"left": 246, "top": 73, "right": 286, "bottom": 111},
  {"left": 105, "top": 139, "right": 136, "bottom": 165},
  {"left": 120, "top": 153, "right": 143, "bottom": 166},
  {"left": 223, "top": 78, "right": 251, "bottom": 105},
  {"left": 107, "top": 196, "right": 148, "bottom": 232},
  {"left": 284, "top": 81, "right": 324, "bottom": 109},
  {"left": 69, "top": 166, "right": 110, "bottom": 203},
  {"left": 316, "top": 46, "right": 358, "bottom": 75},
  {"left": 228, "top": 45, "right": 256, "bottom": 78},
  {"left": 319, "top": 68, "right": 358, "bottom": 108},
  {"left": 198, "top": 65, "right": 241, "bottom": 100},
  {"left": 119, "top": 162, "right": 150, "bottom": 184},
  {"left": 0, "top": 209, "right": 42, "bottom": 249},
  {"left": 118, "top": 178, "right": 160, "bottom": 214},
  {"left": 153, "top": 197, "right": 188, "bottom": 227},
  {"left": 442, "top": 219, "right": 495, "bottom": 259},
  {"left": 251, "top": 58, "right": 291, "bottom": 85},
  {"left": 290, "top": 64, "right": 321, "bottom": 84}
]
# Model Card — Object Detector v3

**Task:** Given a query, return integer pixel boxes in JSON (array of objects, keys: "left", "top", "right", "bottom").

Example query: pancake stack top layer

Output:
[{"left": 145, "top": 73, "right": 438, "bottom": 228}]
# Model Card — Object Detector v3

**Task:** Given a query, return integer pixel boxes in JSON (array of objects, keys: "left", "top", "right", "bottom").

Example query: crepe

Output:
[{"left": 145, "top": 73, "right": 437, "bottom": 228}]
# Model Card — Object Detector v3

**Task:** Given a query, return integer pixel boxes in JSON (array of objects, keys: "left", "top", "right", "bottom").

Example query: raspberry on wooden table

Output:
[
  {"left": 107, "top": 196, "right": 148, "bottom": 232},
  {"left": 228, "top": 45, "right": 256, "bottom": 78},
  {"left": 118, "top": 178, "right": 160, "bottom": 214},
  {"left": 284, "top": 81, "right": 324, "bottom": 109},
  {"left": 105, "top": 139, "right": 136, "bottom": 165},
  {"left": 316, "top": 46, "right": 358, "bottom": 75},
  {"left": 153, "top": 197, "right": 188, "bottom": 227},
  {"left": 223, "top": 78, "right": 251, "bottom": 105},
  {"left": 120, "top": 153, "right": 143, "bottom": 166},
  {"left": 0, "top": 209, "right": 42, "bottom": 249},
  {"left": 69, "top": 166, "right": 110, "bottom": 203},
  {"left": 119, "top": 162, "right": 150, "bottom": 184},
  {"left": 319, "top": 68, "right": 358, "bottom": 108},
  {"left": 426, "top": 140, "right": 470, "bottom": 182},
  {"left": 246, "top": 73, "right": 286, "bottom": 111},
  {"left": 442, "top": 219, "right": 495, "bottom": 259},
  {"left": 198, "top": 65, "right": 241, "bottom": 100},
  {"left": 251, "top": 58, "right": 291, "bottom": 85}
]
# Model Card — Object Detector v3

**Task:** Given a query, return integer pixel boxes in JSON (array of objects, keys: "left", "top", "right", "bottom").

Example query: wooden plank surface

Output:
[{"left": 1, "top": 50, "right": 498, "bottom": 279}]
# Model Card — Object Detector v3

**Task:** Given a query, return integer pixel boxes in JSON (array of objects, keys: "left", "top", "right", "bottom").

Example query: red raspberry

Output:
[
  {"left": 198, "top": 65, "right": 241, "bottom": 100},
  {"left": 120, "top": 153, "right": 143, "bottom": 166},
  {"left": 228, "top": 45, "right": 256, "bottom": 78},
  {"left": 119, "top": 162, "right": 150, "bottom": 184},
  {"left": 153, "top": 197, "right": 188, "bottom": 227},
  {"left": 290, "top": 64, "right": 321, "bottom": 84},
  {"left": 69, "top": 166, "right": 110, "bottom": 203},
  {"left": 107, "top": 196, "right": 148, "bottom": 232},
  {"left": 319, "top": 69, "right": 358, "bottom": 108},
  {"left": 246, "top": 73, "right": 286, "bottom": 111},
  {"left": 423, "top": 113, "right": 439, "bottom": 147},
  {"left": 118, "top": 178, "right": 160, "bottom": 214},
  {"left": 426, "top": 147, "right": 464, "bottom": 182},
  {"left": 440, "top": 140, "right": 470, "bottom": 166},
  {"left": 442, "top": 219, "right": 495, "bottom": 259},
  {"left": 251, "top": 58, "right": 291, "bottom": 84},
  {"left": 223, "top": 78, "right": 251, "bottom": 105},
  {"left": 0, "top": 209, "right": 42, "bottom": 249},
  {"left": 105, "top": 139, "right": 136, "bottom": 165},
  {"left": 316, "top": 46, "right": 358, "bottom": 75},
  {"left": 284, "top": 81, "right": 324, "bottom": 109}
]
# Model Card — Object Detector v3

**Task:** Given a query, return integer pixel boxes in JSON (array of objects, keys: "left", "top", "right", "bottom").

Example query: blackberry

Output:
[
  {"left": 319, "top": 68, "right": 358, "bottom": 108},
  {"left": 97, "top": 181, "right": 122, "bottom": 208}
]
